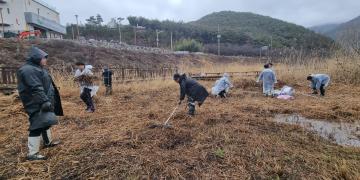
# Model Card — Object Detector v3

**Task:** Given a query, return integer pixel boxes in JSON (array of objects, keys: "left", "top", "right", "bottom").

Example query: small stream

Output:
[{"left": 274, "top": 114, "right": 360, "bottom": 148}]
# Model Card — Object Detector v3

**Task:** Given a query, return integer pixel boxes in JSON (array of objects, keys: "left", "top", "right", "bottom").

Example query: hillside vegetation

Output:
[{"left": 66, "top": 11, "right": 335, "bottom": 56}]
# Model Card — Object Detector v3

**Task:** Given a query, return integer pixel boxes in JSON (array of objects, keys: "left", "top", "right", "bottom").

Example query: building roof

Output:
[
  {"left": 32, "top": 0, "right": 59, "bottom": 14},
  {"left": 25, "top": 12, "right": 66, "bottom": 34}
]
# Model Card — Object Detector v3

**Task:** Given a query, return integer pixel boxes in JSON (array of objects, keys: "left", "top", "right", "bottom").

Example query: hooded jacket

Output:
[
  {"left": 17, "top": 47, "right": 63, "bottom": 130},
  {"left": 310, "top": 74, "right": 330, "bottom": 90},
  {"left": 257, "top": 68, "right": 277, "bottom": 94},
  {"left": 211, "top": 73, "right": 233, "bottom": 95},
  {"left": 178, "top": 74, "right": 209, "bottom": 103}
]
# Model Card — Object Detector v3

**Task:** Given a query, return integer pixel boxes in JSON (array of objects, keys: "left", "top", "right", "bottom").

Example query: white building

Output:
[{"left": 0, "top": 0, "right": 66, "bottom": 38}]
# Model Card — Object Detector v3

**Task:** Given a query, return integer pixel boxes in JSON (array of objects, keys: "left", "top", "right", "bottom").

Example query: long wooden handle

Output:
[{"left": 163, "top": 105, "right": 179, "bottom": 125}]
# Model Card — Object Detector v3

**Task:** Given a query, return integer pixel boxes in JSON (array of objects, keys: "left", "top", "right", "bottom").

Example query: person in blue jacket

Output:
[{"left": 307, "top": 74, "right": 330, "bottom": 96}]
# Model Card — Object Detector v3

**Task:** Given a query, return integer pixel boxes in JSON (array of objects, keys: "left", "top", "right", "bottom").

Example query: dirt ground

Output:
[{"left": 0, "top": 78, "right": 359, "bottom": 179}]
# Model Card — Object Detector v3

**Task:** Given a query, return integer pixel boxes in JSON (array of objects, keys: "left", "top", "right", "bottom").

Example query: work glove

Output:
[{"left": 41, "top": 102, "right": 53, "bottom": 112}]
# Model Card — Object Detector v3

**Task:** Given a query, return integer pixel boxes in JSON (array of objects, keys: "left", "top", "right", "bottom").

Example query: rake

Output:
[{"left": 149, "top": 104, "right": 179, "bottom": 129}]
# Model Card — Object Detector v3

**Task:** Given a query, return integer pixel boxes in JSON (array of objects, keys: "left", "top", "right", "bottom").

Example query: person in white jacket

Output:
[
  {"left": 74, "top": 62, "right": 98, "bottom": 112},
  {"left": 211, "top": 73, "right": 234, "bottom": 98},
  {"left": 257, "top": 64, "right": 277, "bottom": 96}
]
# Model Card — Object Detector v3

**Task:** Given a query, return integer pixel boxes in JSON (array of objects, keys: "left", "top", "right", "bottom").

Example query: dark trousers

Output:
[
  {"left": 29, "top": 126, "right": 50, "bottom": 137},
  {"left": 80, "top": 88, "right": 95, "bottom": 110},
  {"left": 219, "top": 90, "right": 226, "bottom": 98},
  {"left": 320, "top": 84, "right": 326, "bottom": 96},
  {"left": 313, "top": 84, "right": 326, "bottom": 96}
]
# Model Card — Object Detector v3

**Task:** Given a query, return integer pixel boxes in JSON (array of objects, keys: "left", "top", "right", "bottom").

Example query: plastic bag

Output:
[{"left": 280, "top": 86, "right": 294, "bottom": 96}]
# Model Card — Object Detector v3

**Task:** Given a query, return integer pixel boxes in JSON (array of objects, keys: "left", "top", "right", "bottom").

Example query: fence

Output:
[
  {"left": 0, "top": 66, "right": 178, "bottom": 87},
  {"left": 189, "top": 71, "right": 261, "bottom": 81},
  {"left": 94, "top": 67, "right": 178, "bottom": 82},
  {"left": 0, "top": 66, "right": 17, "bottom": 85},
  {"left": 0, "top": 66, "right": 266, "bottom": 87}
]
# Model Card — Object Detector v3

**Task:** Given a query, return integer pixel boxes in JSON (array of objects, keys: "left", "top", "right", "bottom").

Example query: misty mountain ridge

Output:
[
  {"left": 310, "top": 15, "right": 360, "bottom": 41},
  {"left": 309, "top": 23, "right": 341, "bottom": 39}
]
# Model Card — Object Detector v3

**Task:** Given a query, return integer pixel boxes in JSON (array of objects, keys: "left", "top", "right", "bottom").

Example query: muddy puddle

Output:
[{"left": 274, "top": 114, "right": 360, "bottom": 148}]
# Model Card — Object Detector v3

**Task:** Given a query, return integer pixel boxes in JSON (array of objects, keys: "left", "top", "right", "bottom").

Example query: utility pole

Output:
[
  {"left": 217, "top": 24, "right": 221, "bottom": 56},
  {"left": 71, "top": 25, "right": 75, "bottom": 40},
  {"left": 170, "top": 32, "right": 173, "bottom": 51},
  {"left": 0, "top": 8, "right": 4, "bottom": 38},
  {"left": 75, "top": 15, "right": 80, "bottom": 40},
  {"left": 269, "top": 35, "right": 273, "bottom": 62},
  {"left": 156, "top": 29, "right": 162, "bottom": 48},
  {"left": 117, "top": 17, "right": 124, "bottom": 44},
  {"left": 134, "top": 24, "right": 137, "bottom": 45},
  {"left": 356, "top": 31, "right": 359, "bottom": 52}
]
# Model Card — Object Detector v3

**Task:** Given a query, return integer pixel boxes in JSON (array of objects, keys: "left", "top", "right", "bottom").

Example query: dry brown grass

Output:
[
  {"left": 329, "top": 54, "right": 360, "bottom": 85},
  {"left": 1, "top": 60, "right": 360, "bottom": 179}
]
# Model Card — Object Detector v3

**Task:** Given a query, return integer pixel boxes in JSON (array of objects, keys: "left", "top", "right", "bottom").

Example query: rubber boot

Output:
[
  {"left": 188, "top": 102, "right": 195, "bottom": 116},
  {"left": 42, "top": 129, "right": 61, "bottom": 148},
  {"left": 27, "top": 136, "right": 47, "bottom": 161}
]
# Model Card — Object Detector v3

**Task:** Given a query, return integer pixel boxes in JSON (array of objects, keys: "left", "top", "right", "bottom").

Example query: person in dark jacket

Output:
[
  {"left": 102, "top": 66, "right": 113, "bottom": 96},
  {"left": 17, "top": 46, "right": 63, "bottom": 161},
  {"left": 173, "top": 73, "right": 209, "bottom": 116}
]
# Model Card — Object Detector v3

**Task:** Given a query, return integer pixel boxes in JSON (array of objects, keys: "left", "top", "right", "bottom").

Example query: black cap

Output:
[
  {"left": 75, "top": 61, "right": 85, "bottom": 66},
  {"left": 307, "top": 75, "right": 313, "bottom": 81},
  {"left": 264, "top": 64, "right": 269, "bottom": 69},
  {"left": 173, "top": 73, "right": 181, "bottom": 80}
]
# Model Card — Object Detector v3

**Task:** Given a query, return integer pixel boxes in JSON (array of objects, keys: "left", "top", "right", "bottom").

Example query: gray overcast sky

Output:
[{"left": 43, "top": 0, "right": 360, "bottom": 27}]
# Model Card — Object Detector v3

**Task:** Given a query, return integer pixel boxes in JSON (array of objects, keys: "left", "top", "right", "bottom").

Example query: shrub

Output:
[{"left": 175, "top": 39, "right": 203, "bottom": 52}]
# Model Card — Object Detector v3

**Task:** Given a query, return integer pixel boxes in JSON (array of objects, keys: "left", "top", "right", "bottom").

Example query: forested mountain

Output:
[
  {"left": 188, "top": 11, "right": 334, "bottom": 55},
  {"left": 310, "top": 16, "right": 360, "bottom": 53},
  {"left": 310, "top": 23, "right": 340, "bottom": 39},
  {"left": 65, "top": 11, "right": 335, "bottom": 56}
]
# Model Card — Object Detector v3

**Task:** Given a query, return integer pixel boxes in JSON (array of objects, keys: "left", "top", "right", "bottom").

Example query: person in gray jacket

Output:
[
  {"left": 17, "top": 46, "right": 63, "bottom": 161},
  {"left": 307, "top": 74, "right": 330, "bottom": 96},
  {"left": 173, "top": 73, "right": 209, "bottom": 116}
]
